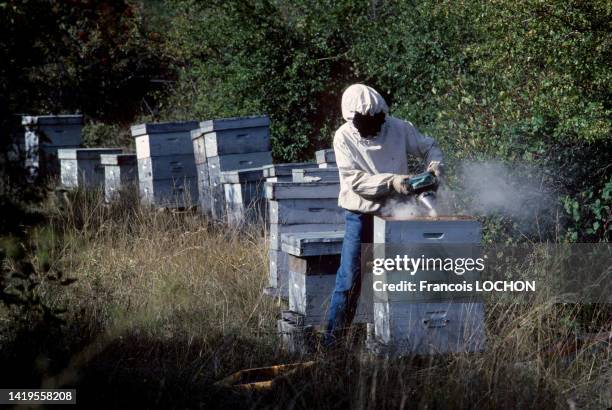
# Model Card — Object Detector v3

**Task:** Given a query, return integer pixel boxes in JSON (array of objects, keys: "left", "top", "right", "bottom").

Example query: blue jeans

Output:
[{"left": 325, "top": 210, "right": 373, "bottom": 343}]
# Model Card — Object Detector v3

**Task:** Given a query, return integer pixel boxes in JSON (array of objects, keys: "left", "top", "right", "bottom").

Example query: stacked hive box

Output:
[
  {"left": 192, "top": 116, "right": 272, "bottom": 219},
  {"left": 100, "top": 153, "right": 138, "bottom": 202},
  {"left": 22, "top": 115, "right": 83, "bottom": 179},
  {"left": 315, "top": 149, "right": 336, "bottom": 168},
  {"left": 265, "top": 180, "right": 345, "bottom": 296},
  {"left": 220, "top": 167, "right": 267, "bottom": 225},
  {"left": 58, "top": 148, "right": 122, "bottom": 189},
  {"left": 371, "top": 216, "right": 485, "bottom": 356},
  {"left": 262, "top": 162, "right": 318, "bottom": 182},
  {"left": 292, "top": 167, "right": 339, "bottom": 183},
  {"left": 132, "top": 121, "right": 199, "bottom": 208},
  {"left": 281, "top": 232, "right": 372, "bottom": 327}
]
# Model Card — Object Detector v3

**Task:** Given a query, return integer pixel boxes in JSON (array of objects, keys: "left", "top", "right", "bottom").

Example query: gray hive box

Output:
[
  {"left": 265, "top": 180, "right": 345, "bottom": 294},
  {"left": 281, "top": 232, "right": 372, "bottom": 326},
  {"left": 315, "top": 149, "right": 336, "bottom": 168},
  {"left": 371, "top": 216, "right": 485, "bottom": 356},
  {"left": 220, "top": 167, "right": 267, "bottom": 225},
  {"left": 292, "top": 167, "right": 339, "bottom": 183},
  {"left": 132, "top": 121, "right": 199, "bottom": 208},
  {"left": 315, "top": 149, "right": 335, "bottom": 164},
  {"left": 262, "top": 162, "right": 318, "bottom": 182},
  {"left": 131, "top": 121, "right": 199, "bottom": 158},
  {"left": 192, "top": 116, "right": 273, "bottom": 219},
  {"left": 191, "top": 128, "right": 211, "bottom": 214},
  {"left": 198, "top": 115, "right": 270, "bottom": 157},
  {"left": 58, "top": 148, "right": 122, "bottom": 189},
  {"left": 101, "top": 153, "right": 138, "bottom": 202},
  {"left": 22, "top": 114, "right": 83, "bottom": 179}
]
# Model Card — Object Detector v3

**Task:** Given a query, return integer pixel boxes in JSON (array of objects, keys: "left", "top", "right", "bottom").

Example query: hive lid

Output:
[
  {"left": 58, "top": 148, "right": 122, "bottom": 160},
  {"left": 262, "top": 162, "right": 317, "bottom": 177},
  {"left": 22, "top": 115, "right": 83, "bottom": 126},
  {"left": 281, "top": 231, "right": 345, "bottom": 256},
  {"left": 100, "top": 153, "right": 137, "bottom": 166},
  {"left": 130, "top": 121, "right": 199, "bottom": 137},
  {"left": 197, "top": 115, "right": 270, "bottom": 134},
  {"left": 376, "top": 215, "right": 477, "bottom": 222},
  {"left": 264, "top": 181, "right": 340, "bottom": 199},
  {"left": 219, "top": 167, "right": 265, "bottom": 183}
]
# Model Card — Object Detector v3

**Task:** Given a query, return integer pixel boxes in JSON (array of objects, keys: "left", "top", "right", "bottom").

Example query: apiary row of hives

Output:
[{"left": 16, "top": 115, "right": 486, "bottom": 358}]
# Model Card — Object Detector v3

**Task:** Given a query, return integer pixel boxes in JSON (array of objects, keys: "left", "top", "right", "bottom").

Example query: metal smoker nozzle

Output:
[{"left": 418, "top": 191, "right": 438, "bottom": 217}]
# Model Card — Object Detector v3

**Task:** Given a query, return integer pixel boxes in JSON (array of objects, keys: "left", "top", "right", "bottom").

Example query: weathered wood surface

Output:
[
  {"left": 204, "top": 126, "right": 270, "bottom": 157},
  {"left": 373, "top": 217, "right": 482, "bottom": 244},
  {"left": 139, "top": 176, "right": 198, "bottom": 208},
  {"left": 372, "top": 302, "right": 486, "bottom": 355},
  {"left": 58, "top": 148, "right": 122, "bottom": 188},
  {"left": 207, "top": 152, "right": 272, "bottom": 219},
  {"left": 137, "top": 154, "right": 197, "bottom": 180},
  {"left": 292, "top": 167, "right": 339, "bottom": 182},
  {"left": 288, "top": 259, "right": 373, "bottom": 326},
  {"left": 219, "top": 167, "right": 265, "bottom": 184},
  {"left": 262, "top": 162, "right": 317, "bottom": 178},
  {"left": 315, "top": 149, "right": 335, "bottom": 164},
  {"left": 198, "top": 115, "right": 270, "bottom": 133},
  {"left": 265, "top": 181, "right": 340, "bottom": 200},
  {"left": 101, "top": 154, "right": 137, "bottom": 202},
  {"left": 268, "top": 198, "right": 343, "bottom": 225},
  {"left": 269, "top": 223, "right": 344, "bottom": 250},
  {"left": 372, "top": 216, "right": 485, "bottom": 355},
  {"left": 130, "top": 121, "right": 199, "bottom": 137},
  {"left": 281, "top": 231, "right": 345, "bottom": 257}
]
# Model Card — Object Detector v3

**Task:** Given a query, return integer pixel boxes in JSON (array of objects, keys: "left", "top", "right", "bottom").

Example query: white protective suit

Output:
[{"left": 334, "top": 84, "right": 444, "bottom": 214}]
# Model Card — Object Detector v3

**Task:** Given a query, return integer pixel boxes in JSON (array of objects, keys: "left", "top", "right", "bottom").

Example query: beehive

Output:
[
  {"left": 22, "top": 115, "right": 83, "bottom": 179},
  {"left": 372, "top": 216, "right": 485, "bottom": 355},
  {"left": 265, "top": 181, "right": 345, "bottom": 294},
  {"left": 281, "top": 231, "right": 372, "bottom": 326},
  {"left": 262, "top": 162, "right": 318, "bottom": 182},
  {"left": 132, "top": 121, "right": 199, "bottom": 208},
  {"left": 220, "top": 167, "right": 267, "bottom": 225},
  {"left": 100, "top": 153, "right": 137, "bottom": 202},
  {"left": 315, "top": 148, "right": 336, "bottom": 169},
  {"left": 292, "top": 167, "right": 339, "bottom": 183},
  {"left": 58, "top": 148, "right": 122, "bottom": 189},
  {"left": 192, "top": 116, "right": 272, "bottom": 218}
]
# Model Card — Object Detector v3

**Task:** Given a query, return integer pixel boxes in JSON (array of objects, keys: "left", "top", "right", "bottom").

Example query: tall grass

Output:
[{"left": 1, "top": 188, "right": 609, "bottom": 409}]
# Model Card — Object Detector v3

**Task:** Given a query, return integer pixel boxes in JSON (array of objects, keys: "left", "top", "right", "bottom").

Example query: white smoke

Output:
[
  {"left": 457, "top": 161, "right": 555, "bottom": 224},
  {"left": 379, "top": 161, "right": 557, "bottom": 232}
]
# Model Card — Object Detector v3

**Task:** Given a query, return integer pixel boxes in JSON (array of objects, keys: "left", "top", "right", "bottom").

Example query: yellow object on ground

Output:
[{"left": 214, "top": 361, "right": 316, "bottom": 393}]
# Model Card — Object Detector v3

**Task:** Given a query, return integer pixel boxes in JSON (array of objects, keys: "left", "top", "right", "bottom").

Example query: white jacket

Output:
[{"left": 334, "top": 85, "right": 443, "bottom": 214}]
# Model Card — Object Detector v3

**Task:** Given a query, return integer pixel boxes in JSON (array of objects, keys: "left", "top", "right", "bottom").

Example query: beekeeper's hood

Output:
[{"left": 341, "top": 84, "right": 389, "bottom": 121}]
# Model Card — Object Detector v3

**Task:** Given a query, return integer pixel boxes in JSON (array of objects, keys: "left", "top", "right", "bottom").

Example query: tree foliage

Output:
[{"left": 162, "top": 0, "right": 610, "bottom": 241}]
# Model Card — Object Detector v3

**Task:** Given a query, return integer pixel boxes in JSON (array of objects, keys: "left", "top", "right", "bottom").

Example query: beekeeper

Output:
[{"left": 325, "top": 84, "right": 444, "bottom": 346}]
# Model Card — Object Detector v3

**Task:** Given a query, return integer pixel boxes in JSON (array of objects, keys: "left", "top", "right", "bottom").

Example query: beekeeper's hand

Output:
[
  {"left": 390, "top": 175, "right": 413, "bottom": 195},
  {"left": 427, "top": 161, "right": 444, "bottom": 178}
]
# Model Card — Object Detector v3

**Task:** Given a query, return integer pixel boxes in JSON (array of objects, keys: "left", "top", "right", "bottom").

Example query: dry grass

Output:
[{"left": 0, "top": 188, "right": 609, "bottom": 409}]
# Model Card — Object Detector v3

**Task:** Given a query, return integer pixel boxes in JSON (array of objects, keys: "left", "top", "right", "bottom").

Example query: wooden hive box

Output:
[
  {"left": 132, "top": 121, "right": 199, "bottom": 207},
  {"left": 220, "top": 167, "right": 267, "bottom": 225},
  {"left": 315, "top": 148, "right": 336, "bottom": 169},
  {"left": 101, "top": 153, "right": 138, "bottom": 202},
  {"left": 281, "top": 231, "right": 373, "bottom": 326},
  {"left": 372, "top": 216, "right": 485, "bottom": 356},
  {"left": 22, "top": 115, "right": 83, "bottom": 179},
  {"left": 262, "top": 162, "right": 318, "bottom": 182},
  {"left": 292, "top": 167, "right": 339, "bottom": 183},
  {"left": 58, "top": 148, "right": 122, "bottom": 189},
  {"left": 193, "top": 116, "right": 273, "bottom": 219},
  {"left": 265, "top": 181, "right": 345, "bottom": 294}
]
